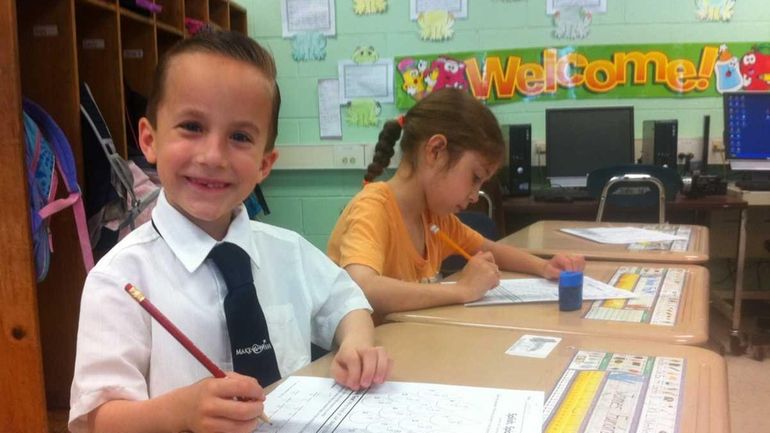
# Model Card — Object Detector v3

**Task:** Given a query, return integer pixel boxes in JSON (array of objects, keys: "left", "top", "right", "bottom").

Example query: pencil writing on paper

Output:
[{"left": 124, "top": 283, "right": 271, "bottom": 425}]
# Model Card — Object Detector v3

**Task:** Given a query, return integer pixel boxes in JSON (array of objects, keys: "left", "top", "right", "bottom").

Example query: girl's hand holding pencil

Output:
[
  {"left": 453, "top": 252, "right": 501, "bottom": 302},
  {"left": 430, "top": 225, "right": 500, "bottom": 303}
]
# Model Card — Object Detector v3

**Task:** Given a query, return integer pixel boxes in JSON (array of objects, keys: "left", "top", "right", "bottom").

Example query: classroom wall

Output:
[{"left": 245, "top": 0, "right": 770, "bottom": 250}]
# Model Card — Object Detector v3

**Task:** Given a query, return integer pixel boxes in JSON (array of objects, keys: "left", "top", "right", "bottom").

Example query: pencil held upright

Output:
[{"left": 430, "top": 224, "right": 473, "bottom": 260}]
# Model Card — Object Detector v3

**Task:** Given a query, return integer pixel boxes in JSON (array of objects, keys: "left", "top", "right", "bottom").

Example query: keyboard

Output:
[
  {"left": 735, "top": 180, "right": 770, "bottom": 191},
  {"left": 533, "top": 188, "right": 593, "bottom": 202}
]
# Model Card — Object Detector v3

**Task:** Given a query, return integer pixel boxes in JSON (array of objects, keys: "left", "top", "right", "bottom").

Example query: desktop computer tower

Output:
[
  {"left": 508, "top": 124, "right": 531, "bottom": 196},
  {"left": 642, "top": 120, "right": 678, "bottom": 169}
]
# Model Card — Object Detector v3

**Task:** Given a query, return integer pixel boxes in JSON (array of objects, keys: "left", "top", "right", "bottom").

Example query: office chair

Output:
[
  {"left": 440, "top": 190, "right": 500, "bottom": 276},
  {"left": 587, "top": 165, "right": 682, "bottom": 224}
]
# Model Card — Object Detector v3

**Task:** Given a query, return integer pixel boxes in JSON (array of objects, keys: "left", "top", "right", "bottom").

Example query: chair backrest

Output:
[
  {"left": 587, "top": 164, "right": 682, "bottom": 223},
  {"left": 440, "top": 210, "right": 499, "bottom": 276},
  {"left": 464, "top": 175, "right": 506, "bottom": 231}
]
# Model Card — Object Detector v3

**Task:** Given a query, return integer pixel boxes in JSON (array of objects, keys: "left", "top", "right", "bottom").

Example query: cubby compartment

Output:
[
  {"left": 120, "top": 17, "right": 157, "bottom": 100},
  {"left": 209, "top": 0, "right": 229, "bottom": 29},
  {"left": 157, "top": 25, "right": 184, "bottom": 58},
  {"left": 185, "top": 0, "right": 208, "bottom": 22},
  {"left": 230, "top": 1, "right": 247, "bottom": 34},
  {"left": 156, "top": 0, "right": 185, "bottom": 32},
  {"left": 76, "top": 1, "right": 126, "bottom": 155}
]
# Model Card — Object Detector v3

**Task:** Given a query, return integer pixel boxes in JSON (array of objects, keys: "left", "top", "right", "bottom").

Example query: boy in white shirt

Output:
[{"left": 69, "top": 30, "right": 391, "bottom": 433}]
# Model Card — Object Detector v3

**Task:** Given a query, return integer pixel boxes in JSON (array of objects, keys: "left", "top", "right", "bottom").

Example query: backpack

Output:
[
  {"left": 23, "top": 98, "right": 95, "bottom": 282},
  {"left": 80, "top": 82, "right": 160, "bottom": 250}
]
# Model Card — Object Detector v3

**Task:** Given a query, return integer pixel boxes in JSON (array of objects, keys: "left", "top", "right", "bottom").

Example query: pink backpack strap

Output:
[{"left": 37, "top": 191, "right": 94, "bottom": 271}]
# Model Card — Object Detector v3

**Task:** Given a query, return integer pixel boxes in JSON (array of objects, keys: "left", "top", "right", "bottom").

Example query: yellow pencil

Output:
[{"left": 430, "top": 224, "right": 473, "bottom": 260}]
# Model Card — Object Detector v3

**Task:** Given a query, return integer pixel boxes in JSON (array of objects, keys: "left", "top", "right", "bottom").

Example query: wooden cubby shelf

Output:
[{"left": 4, "top": 1, "right": 247, "bottom": 431}]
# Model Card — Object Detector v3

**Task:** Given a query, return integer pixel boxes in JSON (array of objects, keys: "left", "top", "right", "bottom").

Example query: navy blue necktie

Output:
[{"left": 208, "top": 242, "right": 281, "bottom": 386}]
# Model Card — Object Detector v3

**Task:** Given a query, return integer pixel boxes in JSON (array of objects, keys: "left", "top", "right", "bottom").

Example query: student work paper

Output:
[
  {"left": 466, "top": 276, "right": 637, "bottom": 307},
  {"left": 560, "top": 227, "right": 689, "bottom": 244},
  {"left": 258, "top": 376, "right": 543, "bottom": 433}
]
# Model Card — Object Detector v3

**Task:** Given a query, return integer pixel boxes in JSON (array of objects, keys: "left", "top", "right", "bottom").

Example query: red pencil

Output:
[{"left": 124, "top": 283, "right": 271, "bottom": 424}]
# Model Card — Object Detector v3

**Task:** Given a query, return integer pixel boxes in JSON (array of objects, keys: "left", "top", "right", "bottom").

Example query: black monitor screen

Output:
[
  {"left": 724, "top": 93, "right": 770, "bottom": 161},
  {"left": 546, "top": 107, "right": 635, "bottom": 181}
]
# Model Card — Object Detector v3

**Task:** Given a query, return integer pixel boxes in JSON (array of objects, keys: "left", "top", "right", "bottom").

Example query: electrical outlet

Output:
[
  {"left": 535, "top": 142, "right": 546, "bottom": 155},
  {"left": 333, "top": 145, "right": 365, "bottom": 169}
]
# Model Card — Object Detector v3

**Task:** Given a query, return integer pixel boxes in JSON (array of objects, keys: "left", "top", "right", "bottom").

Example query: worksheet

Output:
[
  {"left": 627, "top": 225, "right": 692, "bottom": 252},
  {"left": 466, "top": 276, "right": 636, "bottom": 306},
  {"left": 560, "top": 227, "right": 689, "bottom": 244},
  {"left": 257, "top": 376, "right": 543, "bottom": 433}
]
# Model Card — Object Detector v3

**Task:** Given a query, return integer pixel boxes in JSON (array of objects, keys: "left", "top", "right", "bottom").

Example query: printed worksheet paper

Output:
[{"left": 258, "top": 376, "right": 543, "bottom": 433}]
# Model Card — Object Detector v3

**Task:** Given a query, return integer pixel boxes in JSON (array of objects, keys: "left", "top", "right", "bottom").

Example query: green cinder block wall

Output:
[{"left": 243, "top": 0, "right": 770, "bottom": 250}]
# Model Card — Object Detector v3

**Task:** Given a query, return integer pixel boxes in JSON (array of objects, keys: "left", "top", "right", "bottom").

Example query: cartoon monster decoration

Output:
[
  {"left": 352, "top": 46, "right": 379, "bottom": 64},
  {"left": 695, "top": 0, "right": 735, "bottom": 21},
  {"left": 397, "top": 58, "right": 428, "bottom": 99},
  {"left": 397, "top": 56, "right": 468, "bottom": 102},
  {"left": 739, "top": 47, "right": 770, "bottom": 91},
  {"left": 714, "top": 45, "right": 743, "bottom": 92},
  {"left": 291, "top": 31, "right": 327, "bottom": 61},
  {"left": 426, "top": 57, "right": 468, "bottom": 91},
  {"left": 553, "top": 5, "right": 592, "bottom": 40},
  {"left": 397, "top": 58, "right": 440, "bottom": 101},
  {"left": 353, "top": 0, "right": 387, "bottom": 15},
  {"left": 345, "top": 99, "right": 381, "bottom": 127},
  {"left": 713, "top": 44, "right": 770, "bottom": 93},
  {"left": 417, "top": 10, "right": 455, "bottom": 41}
]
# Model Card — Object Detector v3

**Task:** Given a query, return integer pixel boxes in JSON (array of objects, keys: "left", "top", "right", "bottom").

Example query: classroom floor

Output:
[{"left": 709, "top": 302, "right": 770, "bottom": 433}]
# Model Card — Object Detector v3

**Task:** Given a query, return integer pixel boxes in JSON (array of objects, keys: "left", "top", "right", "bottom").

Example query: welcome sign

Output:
[{"left": 395, "top": 42, "right": 770, "bottom": 109}]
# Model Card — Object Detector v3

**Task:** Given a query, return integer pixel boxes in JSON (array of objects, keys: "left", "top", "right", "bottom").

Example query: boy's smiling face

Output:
[{"left": 139, "top": 51, "right": 278, "bottom": 240}]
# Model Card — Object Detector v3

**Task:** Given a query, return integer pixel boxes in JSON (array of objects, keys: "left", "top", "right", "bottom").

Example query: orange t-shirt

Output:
[{"left": 327, "top": 182, "right": 485, "bottom": 283}]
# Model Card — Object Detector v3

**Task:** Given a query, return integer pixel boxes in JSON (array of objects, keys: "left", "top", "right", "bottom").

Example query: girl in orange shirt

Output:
[{"left": 328, "top": 88, "right": 584, "bottom": 320}]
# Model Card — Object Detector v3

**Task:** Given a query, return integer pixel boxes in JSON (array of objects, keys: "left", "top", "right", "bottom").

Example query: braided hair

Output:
[{"left": 364, "top": 88, "right": 504, "bottom": 182}]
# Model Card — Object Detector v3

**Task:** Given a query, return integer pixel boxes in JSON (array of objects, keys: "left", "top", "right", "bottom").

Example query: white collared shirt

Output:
[{"left": 69, "top": 191, "right": 371, "bottom": 433}]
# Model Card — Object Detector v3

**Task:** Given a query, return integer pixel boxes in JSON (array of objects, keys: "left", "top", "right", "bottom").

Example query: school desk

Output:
[
  {"left": 286, "top": 322, "right": 729, "bottom": 433},
  {"left": 386, "top": 261, "right": 709, "bottom": 345},
  {"left": 500, "top": 220, "right": 710, "bottom": 264}
]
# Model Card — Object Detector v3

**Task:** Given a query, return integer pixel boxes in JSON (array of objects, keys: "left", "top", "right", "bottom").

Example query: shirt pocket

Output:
[{"left": 263, "top": 303, "right": 309, "bottom": 377}]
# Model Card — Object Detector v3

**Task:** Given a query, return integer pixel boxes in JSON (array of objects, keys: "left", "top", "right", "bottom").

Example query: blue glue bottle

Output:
[{"left": 559, "top": 271, "right": 583, "bottom": 311}]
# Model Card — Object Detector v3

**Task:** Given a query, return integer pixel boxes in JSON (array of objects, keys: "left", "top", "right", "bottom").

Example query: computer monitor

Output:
[
  {"left": 723, "top": 92, "right": 770, "bottom": 171},
  {"left": 546, "top": 106, "right": 635, "bottom": 187}
]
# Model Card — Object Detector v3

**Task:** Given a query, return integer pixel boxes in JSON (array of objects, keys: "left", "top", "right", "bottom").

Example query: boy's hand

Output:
[
  {"left": 542, "top": 254, "right": 586, "bottom": 280},
  {"left": 182, "top": 372, "right": 267, "bottom": 433},
  {"left": 331, "top": 344, "right": 392, "bottom": 391},
  {"left": 454, "top": 252, "right": 500, "bottom": 302}
]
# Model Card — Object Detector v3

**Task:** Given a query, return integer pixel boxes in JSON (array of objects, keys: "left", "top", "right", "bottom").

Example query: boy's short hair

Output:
[{"left": 146, "top": 30, "right": 281, "bottom": 151}]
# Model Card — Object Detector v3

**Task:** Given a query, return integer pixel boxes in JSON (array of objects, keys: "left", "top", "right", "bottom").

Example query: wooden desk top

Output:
[
  {"left": 386, "top": 261, "right": 709, "bottom": 345},
  {"left": 728, "top": 184, "right": 770, "bottom": 206},
  {"left": 500, "top": 220, "right": 710, "bottom": 263},
  {"left": 503, "top": 193, "right": 747, "bottom": 216},
  {"left": 292, "top": 323, "right": 729, "bottom": 433}
]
